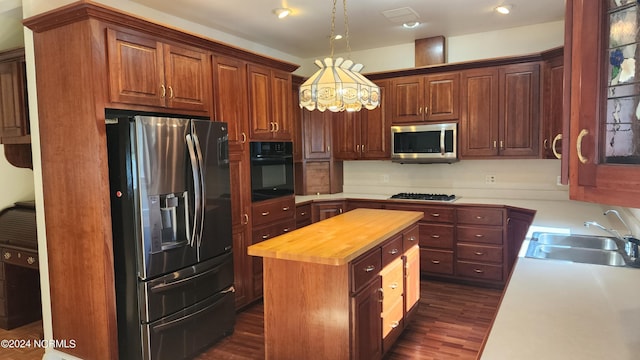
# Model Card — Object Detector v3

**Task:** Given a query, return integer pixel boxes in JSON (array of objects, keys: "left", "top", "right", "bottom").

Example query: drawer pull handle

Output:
[
  {"left": 282, "top": 206, "right": 290, "bottom": 211},
  {"left": 430, "top": 234, "right": 440, "bottom": 239},
  {"left": 378, "top": 288, "right": 384, "bottom": 302},
  {"left": 474, "top": 269, "right": 484, "bottom": 273},
  {"left": 364, "top": 265, "right": 376, "bottom": 272},
  {"left": 262, "top": 234, "right": 270, "bottom": 239},
  {"left": 242, "top": 213, "right": 249, "bottom": 225},
  {"left": 261, "top": 211, "right": 270, "bottom": 216},
  {"left": 300, "top": 212, "right": 306, "bottom": 216},
  {"left": 390, "top": 282, "right": 398, "bottom": 290},
  {"left": 431, "top": 260, "right": 440, "bottom": 264},
  {"left": 390, "top": 321, "right": 400, "bottom": 329},
  {"left": 283, "top": 228, "right": 290, "bottom": 232},
  {"left": 389, "top": 248, "right": 399, "bottom": 255},
  {"left": 475, "top": 234, "right": 484, "bottom": 238},
  {"left": 430, "top": 213, "right": 440, "bottom": 217},
  {"left": 577, "top": 128, "right": 589, "bottom": 164},
  {"left": 474, "top": 252, "right": 484, "bottom": 256},
  {"left": 475, "top": 216, "right": 484, "bottom": 219},
  {"left": 27, "top": 256, "right": 36, "bottom": 265},
  {"left": 408, "top": 236, "right": 416, "bottom": 242}
]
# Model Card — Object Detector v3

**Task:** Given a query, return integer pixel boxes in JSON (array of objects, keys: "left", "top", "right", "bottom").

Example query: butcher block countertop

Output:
[{"left": 247, "top": 208, "right": 422, "bottom": 266}]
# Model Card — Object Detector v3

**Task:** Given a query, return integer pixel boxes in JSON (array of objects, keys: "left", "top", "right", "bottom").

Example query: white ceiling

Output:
[{"left": 132, "top": 0, "right": 566, "bottom": 59}]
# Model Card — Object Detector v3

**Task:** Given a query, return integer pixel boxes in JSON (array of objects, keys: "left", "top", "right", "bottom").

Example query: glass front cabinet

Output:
[{"left": 569, "top": 0, "right": 640, "bottom": 208}]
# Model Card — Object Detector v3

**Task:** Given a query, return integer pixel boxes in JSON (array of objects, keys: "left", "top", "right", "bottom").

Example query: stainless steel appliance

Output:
[
  {"left": 390, "top": 193, "right": 457, "bottom": 202},
  {"left": 249, "top": 141, "right": 294, "bottom": 202},
  {"left": 106, "top": 115, "right": 234, "bottom": 360},
  {"left": 391, "top": 123, "right": 458, "bottom": 163}
]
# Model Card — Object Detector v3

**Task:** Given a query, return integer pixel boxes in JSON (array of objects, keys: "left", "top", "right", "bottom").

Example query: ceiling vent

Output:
[{"left": 381, "top": 7, "right": 420, "bottom": 24}]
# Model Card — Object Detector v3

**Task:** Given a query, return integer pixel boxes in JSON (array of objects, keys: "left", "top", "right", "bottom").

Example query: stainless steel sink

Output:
[
  {"left": 535, "top": 233, "right": 619, "bottom": 250},
  {"left": 527, "top": 244, "right": 627, "bottom": 266},
  {"left": 525, "top": 232, "right": 628, "bottom": 267}
]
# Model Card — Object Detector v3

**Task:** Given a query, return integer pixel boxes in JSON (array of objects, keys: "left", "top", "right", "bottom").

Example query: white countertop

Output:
[{"left": 481, "top": 257, "right": 640, "bottom": 360}]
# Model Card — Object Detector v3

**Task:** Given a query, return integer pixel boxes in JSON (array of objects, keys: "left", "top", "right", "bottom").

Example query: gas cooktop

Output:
[{"left": 389, "top": 193, "right": 457, "bottom": 202}]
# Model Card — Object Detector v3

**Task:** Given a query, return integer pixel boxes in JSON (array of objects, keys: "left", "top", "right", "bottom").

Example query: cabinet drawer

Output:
[
  {"left": 457, "top": 244, "right": 503, "bottom": 263},
  {"left": 419, "top": 223, "right": 454, "bottom": 249},
  {"left": 457, "top": 226, "right": 503, "bottom": 245},
  {"left": 402, "top": 224, "right": 419, "bottom": 250},
  {"left": 456, "top": 261, "right": 503, "bottom": 281},
  {"left": 296, "top": 203, "right": 311, "bottom": 223},
  {"left": 351, "top": 248, "right": 382, "bottom": 294},
  {"left": 420, "top": 249, "right": 453, "bottom": 275},
  {"left": 252, "top": 219, "right": 296, "bottom": 243},
  {"left": 252, "top": 196, "right": 295, "bottom": 227},
  {"left": 385, "top": 204, "right": 454, "bottom": 223},
  {"left": 382, "top": 234, "right": 403, "bottom": 267},
  {"left": 457, "top": 208, "right": 503, "bottom": 226},
  {"left": 380, "top": 257, "right": 404, "bottom": 313},
  {"left": 381, "top": 296, "right": 404, "bottom": 339},
  {"left": 1, "top": 248, "right": 38, "bottom": 269}
]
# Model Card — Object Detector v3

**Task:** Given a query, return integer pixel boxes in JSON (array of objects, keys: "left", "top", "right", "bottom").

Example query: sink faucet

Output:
[{"left": 585, "top": 210, "right": 640, "bottom": 267}]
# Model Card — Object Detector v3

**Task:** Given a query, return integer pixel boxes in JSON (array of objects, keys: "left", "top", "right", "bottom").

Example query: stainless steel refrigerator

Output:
[{"left": 106, "top": 115, "right": 235, "bottom": 360}]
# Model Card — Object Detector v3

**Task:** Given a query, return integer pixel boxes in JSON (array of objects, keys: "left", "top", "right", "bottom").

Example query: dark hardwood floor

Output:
[
  {"left": 197, "top": 279, "right": 503, "bottom": 360},
  {"left": 0, "top": 279, "right": 502, "bottom": 360}
]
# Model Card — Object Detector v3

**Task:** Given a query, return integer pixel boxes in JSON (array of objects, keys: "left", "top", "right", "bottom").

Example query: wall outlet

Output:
[
  {"left": 485, "top": 174, "right": 496, "bottom": 184},
  {"left": 380, "top": 174, "right": 390, "bottom": 183}
]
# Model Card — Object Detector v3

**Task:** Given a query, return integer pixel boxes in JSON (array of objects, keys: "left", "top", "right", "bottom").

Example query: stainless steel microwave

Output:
[{"left": 391, "top": 123, "right": 458, "bottom": 163}]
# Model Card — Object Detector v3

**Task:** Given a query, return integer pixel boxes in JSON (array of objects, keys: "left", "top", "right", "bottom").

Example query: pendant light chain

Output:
[
  {"left": 343, "top": 0, "right": 352, "bottom": 58},
  {"left": 329, "top": 0, "right": 337, "bottom": 59}
]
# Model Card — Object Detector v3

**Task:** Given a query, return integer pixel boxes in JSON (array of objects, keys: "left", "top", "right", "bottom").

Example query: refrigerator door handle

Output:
[
  {"left": 186, "top": 133, "right": 201, "bottom": 247},
  {"left": 191, "top": 131, "right": 206, "bottom": 249}
]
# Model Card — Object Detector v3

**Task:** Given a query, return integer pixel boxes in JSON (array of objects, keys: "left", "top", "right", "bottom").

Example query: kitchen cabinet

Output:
[
  {"left": 568, "top": 0, "right": 640, "bottom": 208},
  {"left": 295, "top": 160, "right": 343, "bottom": 195},
  {"left": 247, "top": 64, "right": 292, "bottom": 140},
  {"left": 460, "top": 63, "right": 540, "bottom": 158},
  {"left": 346, "top": 199, "right": 385, "bottom": 212},
  {"left": 213, "top": 55, "right": 248, "bottom": 151},
  {"left": 353, "top": 274, "right": 383, "bottom": 360},
  {"left": 541, "top": 51, "right": 564, "bottom": 159},
  {"left": 312, "top": 200, "right": 345, "bottom": 222},
  {"left": 106, "top": 29, "right": 212, "bottom": 115},
  {"left": 391, "top": 73, "right": 460, "bottom": 124},
  {"left": 0, "top": 259, "right": 42, "bottom": 330},
  {"left": 334, "top": 79, "right": 391, "bottom": 160},
  {"left": 0, "top": 48, "right": 29, "bottom": 145},
  {"left": 302, "top": 109, "right": 332, "bottom": 160},
  {"left": 295, "top": 202, "right": 312, "bottom": 228}
]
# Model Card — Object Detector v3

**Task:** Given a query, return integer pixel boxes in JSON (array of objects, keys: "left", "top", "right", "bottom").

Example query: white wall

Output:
[{"left": 0, "top": 146, "right": 34, "bottom": 206}]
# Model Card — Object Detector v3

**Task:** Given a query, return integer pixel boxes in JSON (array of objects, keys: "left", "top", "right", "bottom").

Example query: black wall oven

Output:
[{"left": 249, "top": 141, "right": 294, "bottom": 202}]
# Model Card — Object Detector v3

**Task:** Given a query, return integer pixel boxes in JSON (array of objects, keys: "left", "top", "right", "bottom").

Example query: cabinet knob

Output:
[
  {"left": 27, "top": 256, "right": 36, "bottom": 265},
  {"left": 390, "top": 321, "right": 400, "bottom": 329},
  {"left": 3, "top": 251, "right": 10, "bottom": 260},
  {"left": 577, "top": 129, "right": 589, "bottom": 164},
  {"left": 390, "top": 282, "right": 398, "bottom": 290},
  {"left": 409, "top": 236, "right": 416, "bottom": 242},
  {"left": 388, "top": 248, "right": 399, "bottom": 255},
  {"left": 300, "top": 212, "right": 306, "bottom": 216}
]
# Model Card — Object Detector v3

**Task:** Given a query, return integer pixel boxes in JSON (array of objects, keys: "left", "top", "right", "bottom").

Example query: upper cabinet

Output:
[
  {"left": 459, "top": 63, "right": 540, "bottom": 158},
  {"left": 106, "top": 29, "right": 212, "bottom": 115},
  {"left": 212, "top": 55, "right": 248, "bottom": 151},
  {"left": 568, "top": 0, "right": 640, "bottom": 208},
  {"left": 247, "top": 64, "right": 292, "bottom": 141},
  {"left": 541, "top": 52, "right": 564, "bottom": 160},
  {"left": 334, "top": 79, "right": 391, "bottom": 160},
  {"left": 0, "top": 48, "right": 29, "bottom": 145},
  {"left": 391, "top": 72, "right": 459, "bottom": 124}
]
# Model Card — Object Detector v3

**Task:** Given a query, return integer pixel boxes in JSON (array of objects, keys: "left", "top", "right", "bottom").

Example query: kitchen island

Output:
[{"left": 248, "top": 208, "right": 423, "bottom": 360}]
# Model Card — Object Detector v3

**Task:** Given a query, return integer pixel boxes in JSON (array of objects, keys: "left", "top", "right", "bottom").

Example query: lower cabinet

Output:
[
  {"left": 352, "top": 275, "right": 383, "bottom": 360},
  {"left": 312, "top": 200, "right": 345, "bottom": 222}
]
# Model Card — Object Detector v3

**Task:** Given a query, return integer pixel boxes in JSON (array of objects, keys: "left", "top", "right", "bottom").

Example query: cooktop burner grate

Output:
[{"left": 389, "top": 193, "right": 457, "bottom": 202}]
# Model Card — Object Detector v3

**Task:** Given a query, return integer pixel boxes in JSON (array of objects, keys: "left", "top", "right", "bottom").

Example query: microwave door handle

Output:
[
  {"left": 191, "top": 131, "right": 206, "bottom": 249},
  {"left": 440, "top": 129, "right": 445, "bottom": 156},
  {"left": 186, "top": 134, "right": 201, "bottom": 247}
]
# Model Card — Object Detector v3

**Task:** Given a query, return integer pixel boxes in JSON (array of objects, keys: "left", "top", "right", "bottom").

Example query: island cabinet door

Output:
[{"left": 352, "top": 276, "right": 383, "bottom": 360}]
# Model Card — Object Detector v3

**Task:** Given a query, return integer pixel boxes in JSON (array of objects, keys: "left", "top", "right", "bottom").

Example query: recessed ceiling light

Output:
[
  {"left": 495, "top": 5, "right": 512, "bottom": 15},
  {"left": 273, "top": 8, "right": 291, "bottom": 19},
  {"left": 403, "top": 21, "right": 420, "bottom": 29}
]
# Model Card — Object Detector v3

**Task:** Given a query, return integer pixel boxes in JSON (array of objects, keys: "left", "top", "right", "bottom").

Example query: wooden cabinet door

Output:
[
  {"left": 0, "top": 60, "right": 28, "bottom": 142},
  {"left": 163, "top": 44, "right": 211, "bottom": 112},
  {"left": 404, "top": 245, "right": 420, "bottom": 312},
  {"left": 392, "top": 76, "right": 423, "bottom": 123},
  {"left": 424, "top": 72, "right": 460, "bottom": 121},
  {"left": 460, "top": 67, "right": 500, "bottom": 157},
  {"left": 271, "top": 70, "right": 293, "bottom": 140},
  {"left": 213, "top": 56, "right": 248, "bottom": 151},
  {"left": 302, "top": 109, "right": 332, "bottom": 159},
  {"left": 499, "top": 63, "right": 540, "bottom": 157},
  {"left": 312, "top": 201, "right": 344, "bottom": 222},
  {"left": 333, "top": 111, "right": 360, "bottom": 160},
  {"left": 361, "top": 79, "right": 391, "bottom": 159},
  {"left": 229, "top": 150, "right": 252, "bottom": 308},
  {"left": 542, "top": 55, "right": 564, "bottom": 159},
  {"left": 247, "top": 64, "right": 273, "bottom": 140},
  {"left": 352, "top": 276, "right": 383, "bottom": 360},
  {"left": 106, "top": 29, "right": 165, "bottom": 108}
]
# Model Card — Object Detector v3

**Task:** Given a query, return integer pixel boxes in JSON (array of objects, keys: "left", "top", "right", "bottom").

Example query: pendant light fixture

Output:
[{"left": 299, "top": 0, "right": 380, "bottom": 112}]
